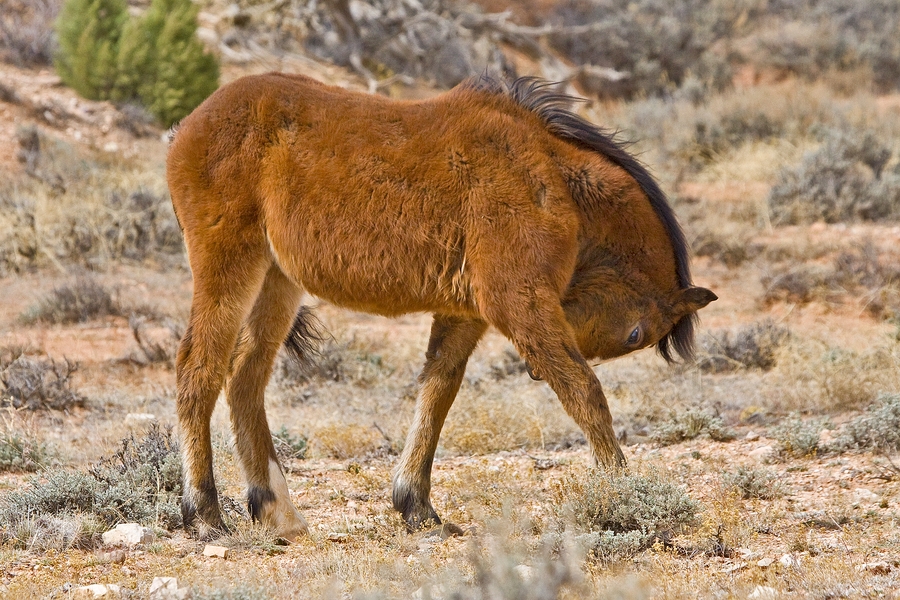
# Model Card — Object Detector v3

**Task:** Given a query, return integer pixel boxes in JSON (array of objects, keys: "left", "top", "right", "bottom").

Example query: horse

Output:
[{"left": 167, "top": 72, "right": 716, "bottom": 540}]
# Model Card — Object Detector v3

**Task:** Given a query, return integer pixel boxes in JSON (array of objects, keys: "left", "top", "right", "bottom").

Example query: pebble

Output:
[
  {"left": 149, "top": 577, "right": 191, "bottom": 600},
  {"left": 74, "top": 584, "right": 121, "bottom": 598},
  {"left": 779, "top": 553, "right": 801, "bottom": 569},
  {"left": 748, "top": 585, "right": 779, "bottom": 599},
  {"left": 757, "top": 557, "right": 775, "bottom": 568},
  {"left": 202, "top": 545, "right": 229, "bottom": 558},
  {"left": 749, "top": 445, "right": 774, "bottom": 462}
]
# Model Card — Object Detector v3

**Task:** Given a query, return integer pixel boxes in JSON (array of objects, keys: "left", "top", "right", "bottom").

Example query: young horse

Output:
[{"left": 167, "top": 73, "right": 716, "bottom": 539}]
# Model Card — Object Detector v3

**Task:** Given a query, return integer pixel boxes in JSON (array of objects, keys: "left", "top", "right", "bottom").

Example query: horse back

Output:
[{"left": 168, "top": 74, "right": 592, "bottom": 316}]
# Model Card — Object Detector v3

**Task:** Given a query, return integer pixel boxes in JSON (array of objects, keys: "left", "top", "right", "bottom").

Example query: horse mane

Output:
[{"left": 462, "top": 75, "right": 696, "bottom": 362}]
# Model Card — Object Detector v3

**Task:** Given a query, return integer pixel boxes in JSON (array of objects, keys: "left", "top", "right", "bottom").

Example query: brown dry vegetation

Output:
[{"left": 3, "top": 0, "right": 900, "bottom": 598}]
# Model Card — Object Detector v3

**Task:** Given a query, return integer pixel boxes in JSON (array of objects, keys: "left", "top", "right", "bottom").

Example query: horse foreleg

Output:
[
  {"left": 392, "top": 315, "right": 487, "bottom": 533},
  {"left": 225, "top": 264, "right": 308, "bottom": 540},
  {"left": 485, "top": 294, "right": 625, "bottom": 469},
  {"left": 176, "top": 251, "right": 271, "bottom": 540}
]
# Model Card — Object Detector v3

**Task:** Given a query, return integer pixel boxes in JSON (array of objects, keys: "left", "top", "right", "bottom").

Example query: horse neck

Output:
[{"left": 561, "top": 151, "right": 680, "bottom": 296}]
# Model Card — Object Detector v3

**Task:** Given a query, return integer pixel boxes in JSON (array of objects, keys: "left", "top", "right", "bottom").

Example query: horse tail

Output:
[{"left": 283, "top": 306, "right": 328, "bottom": 371}]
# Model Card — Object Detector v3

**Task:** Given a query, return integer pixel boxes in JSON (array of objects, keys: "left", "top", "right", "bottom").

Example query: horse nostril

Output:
[{"left": 525, "top": 362, "right": 542, "bottom": 381}]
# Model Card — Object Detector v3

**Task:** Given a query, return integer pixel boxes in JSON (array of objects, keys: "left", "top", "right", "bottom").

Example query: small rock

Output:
[
  {"left": 756, "top": 557, "right": 775, "bottom": 568},
  {"left": 149, "top": 577, "right": 192, "bottom": 600},
  {"left": 722, "top": 562, "right": 748, "bottom": 573},
  {"left": 748, "top": 585, "right": 779, "bottom": 599},
  {"left": 779, "top": 553, "right": 801, "bottom": 569},
  {"left": 327, "top": 532, "right": 349, "bottom": 542},
  {"left": 858, "top": 561, "right": 892, "bottom": 574},
  {"left": 74, "top": 584, "right": 121, "bottom": 598},
  {"left": 749, "top": 445, "right": 774, "bottom": 462},
  {"left": 513, "top": 564, "right": 533, "bottom": 581},
  {"left": 853, "top": 488, "right": 879, "bottom": 503},
  {"left": 125, "top": 413, "right": 157, "bottom": 427},
  {"left": 98, "top": 549, "right": 127, "bottom": 564},
  {"left": 102, "top": 523, "right": 155, "bottom": 547},
  {"left": 745, "top": 431, "right": 760, "bottom": 442},
  {"left": 412, "top": 584, "right": 446, "bottom": 600},
  {"left": 202, "top": 545, "right": 229, "bottom": 558},
  {"left": 737, "top": 548, "right": 758, "bottom": 560}
]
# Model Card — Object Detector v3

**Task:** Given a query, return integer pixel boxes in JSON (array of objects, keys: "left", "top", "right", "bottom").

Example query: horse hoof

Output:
[{"left": 421, "top": 521, "right": 465, "bottom": 540}]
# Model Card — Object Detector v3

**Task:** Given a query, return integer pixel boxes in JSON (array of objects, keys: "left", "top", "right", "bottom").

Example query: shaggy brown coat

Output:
[{"left": 167, "top": 73, "right": 716, "bottom": 539}]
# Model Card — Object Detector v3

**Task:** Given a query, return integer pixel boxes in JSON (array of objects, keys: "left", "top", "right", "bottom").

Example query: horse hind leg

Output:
[
  {"left": 393, "top": 315, "right": 487, "bottom": 534},
  {"left": 177, "top": 244, "right": 271, "bottom": 539},
  {"left": 225, "top": 264, "right": 310, "bottom": 540}
]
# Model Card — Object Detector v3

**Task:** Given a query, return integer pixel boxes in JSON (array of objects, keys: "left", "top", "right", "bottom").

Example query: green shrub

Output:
[
  {"left": 55, "top": 0, "right": 218, "bottom": 126},
  {"left": 55, "top": 0, "right": 127, "bottom": 100},
  {"left": 116, "top": 0, "right": 219, "bottom": 126}
]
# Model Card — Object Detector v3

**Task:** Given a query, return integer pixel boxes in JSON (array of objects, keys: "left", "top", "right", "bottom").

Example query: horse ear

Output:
[{"left": 672, "top": 287, "right": 717, "bottom": 317}]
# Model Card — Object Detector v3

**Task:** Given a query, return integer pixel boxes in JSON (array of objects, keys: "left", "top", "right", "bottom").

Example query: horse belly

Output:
[{"left": 265, "top": 206, "right": 475, "bottom": 317}]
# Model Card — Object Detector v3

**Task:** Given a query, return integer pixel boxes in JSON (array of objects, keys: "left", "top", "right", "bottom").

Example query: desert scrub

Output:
[
  {"left": 1, "top": 130, "right": 180, "bottom": 272},
  {"left": 0, "top": 352, "right": 84, "bottom": 411},
  {"left": 768, "top": 128, "right": 900, "bottom": 225},
  {"left": 722, "top": 466, "right": 783, "bottom": 500},
  {"left": 0, "top": 428, "right": 52, "bottom": 473},
  {"left": 835, "top": 393, "right": 900, "bottom": 453},
  {"left": 21, "top": 276, "right": 120, "bottom": 325},
  {"left": 698, "top": 320, "right": 791, "bottom": 373},
  {"left": 0, "top": 424, "right": 182, "bottom": 550},
  {"left": 651, "top": 407, "right": 735, "bottom": 446},
  {"left": 770, "top": 416, "right": 832, "bottom": 458},
  {"left": 554, "top": 467, "right": 700, "bottom": 561},
  {"left": 272, "top": 425, "right": 308, "bottom": 462}
]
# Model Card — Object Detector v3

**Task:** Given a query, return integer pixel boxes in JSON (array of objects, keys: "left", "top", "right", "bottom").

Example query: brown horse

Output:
[{"left": 167, "top": 72, "right": 716, "bottom": 540}]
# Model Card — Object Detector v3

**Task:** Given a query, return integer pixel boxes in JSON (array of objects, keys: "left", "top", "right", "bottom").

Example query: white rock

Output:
[
  {"left": 853, "top": 488, "right": 880, "bottom": 502},
  {"left": 745, "top": 431, "right": 760, "bottom": 441},
  {"left": 74, "top": 584, "right": 121, "bottom": 598},
  {"left": 149, "top": 577, "right": 192, "bottom": 600},
  {"left": 749, "top": 445, "right": 774, "bottom": 462},
  {"left": 757, "top": 557, "right": 775, "bottom": 568},
  {"left": 748, "top": 585, "right": 779, "bottom": 599},
  {"left": 125, "top": 413, "right": 157, "bottom": 427},
  {"left": 327, "top": 532, "right": 349, "bottom": 542},
  {"left": 202, "top": 544, "right": 229, "bottom": 558},
  {"left": 102, "top": 523, "right": 155, "bottom": 547},
  {"left": 737, "top": 548, "right": 758, "bottom": 560},
  {"left": 779, "top": 553, "right": 801, "bottom": 569},
  {"left": 722, "top": 562, "right": 748, "bottom": 573}
]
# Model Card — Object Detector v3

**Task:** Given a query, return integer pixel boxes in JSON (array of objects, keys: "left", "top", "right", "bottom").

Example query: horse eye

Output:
[{"left": 627, "top": 327, "right": 641, "bottom": 345}]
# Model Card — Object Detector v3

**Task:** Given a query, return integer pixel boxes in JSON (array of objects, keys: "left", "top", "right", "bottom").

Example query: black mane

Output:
[{"left": 464, "top": 75, "right": 696, "bottom": 362}]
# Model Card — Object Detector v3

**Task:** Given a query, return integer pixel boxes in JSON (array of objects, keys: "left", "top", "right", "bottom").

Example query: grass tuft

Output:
[
  {"left": 770, "top": 416, "right": 831, "bottom": 458},
  {"left": 722, "top": 466, "right": 783, "bottom": 500},
  {"left": 835, "top": 393, "right": 900, "bottom": 453},
  {"left": 651, "top": 408, "right": 735, "bottom": 446}
]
